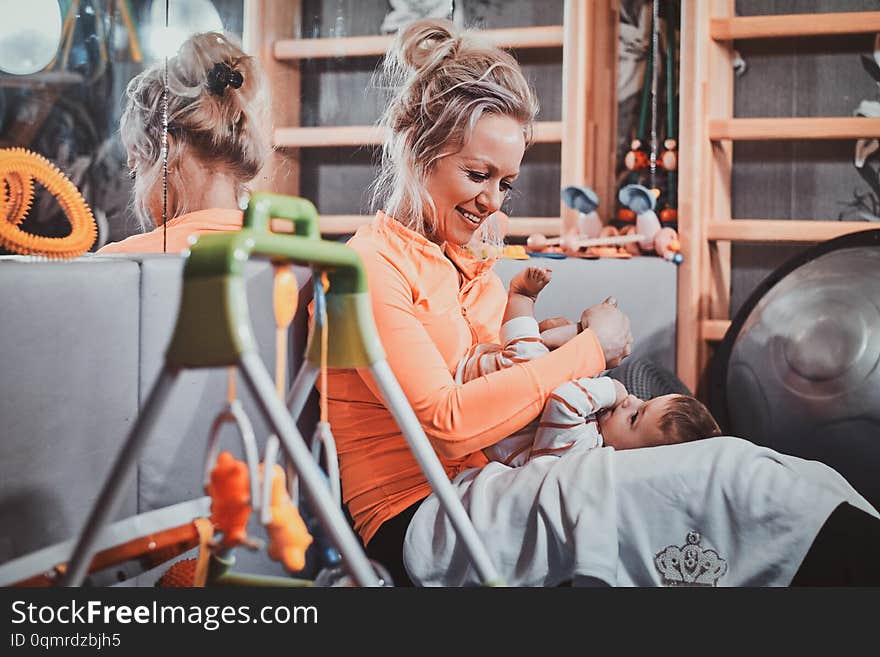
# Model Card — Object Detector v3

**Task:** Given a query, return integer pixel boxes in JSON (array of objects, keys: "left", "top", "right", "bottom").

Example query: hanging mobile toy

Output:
[
  {"left": 206, "top": 450, "right": 262, "bottom": 550},
  {"left": 658, "top": 0, "right": 679, "bottom": 228},
  {"left": 616, "top": 0, "right": 679, "bottom": 233},
  {"left": 203, "top": 363, "right": 262, "bottom": 551},
  {"left": 310, "top": 272, "right": 341, "bottom": 507},
  {"left": 263, "top": 462, "right": 313, "bottom": 573},
  {"left": 260, "top": 264, "right": 314, "bottom": 572}
]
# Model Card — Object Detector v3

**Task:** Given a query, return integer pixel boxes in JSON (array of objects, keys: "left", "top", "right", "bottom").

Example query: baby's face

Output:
[{"left": 597, "top": 393, "right": 681, "bottom": 450}]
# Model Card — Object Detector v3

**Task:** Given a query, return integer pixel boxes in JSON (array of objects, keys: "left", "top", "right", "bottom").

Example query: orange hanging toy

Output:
[
  {"left": 264, "top": 462, "right": 313, "bottom": 573},
  {"left": 206, "top": 451, "right": 257, "bottom": 549},
  {"left": 0, "top": 148, "right": 97, "bottom": 258}
]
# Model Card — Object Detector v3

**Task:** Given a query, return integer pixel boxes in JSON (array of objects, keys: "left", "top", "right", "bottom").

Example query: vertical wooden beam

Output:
[
  {"left": 591, "top": 1, "right": 620, "bottom": 216},
  {"left": 244, "top": 0, "right": 301, "bottom": 196},
  {"left": 678, "top": 0, "right": 734, "bottom": 397},
  {"left": 560, "top": 0, "right": 619, "bottom": 236},
  {"left": 560, "top": 0, "right": 591, "bottom": 236},
  {"left": 676, "top": 0, "right": 709, "bottom": 394},
  {"left": 699, "top": 0, "right": 734, "bottom": 397}
]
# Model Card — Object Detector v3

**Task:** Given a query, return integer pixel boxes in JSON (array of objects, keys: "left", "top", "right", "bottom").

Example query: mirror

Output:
[
  {"left": 0, "top": 0, "right": 63, "bottom": 76},
  {"left": 0, "top": 0, "right": 244, "bottom": 254}
]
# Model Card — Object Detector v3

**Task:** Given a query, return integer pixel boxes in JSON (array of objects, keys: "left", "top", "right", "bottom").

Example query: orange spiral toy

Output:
[{"left": 0, "top": 147, "right": 97, "bottom": 258}]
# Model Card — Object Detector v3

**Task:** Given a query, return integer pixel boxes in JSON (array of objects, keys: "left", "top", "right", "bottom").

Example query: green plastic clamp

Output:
[{"left": 166, "top": 193, "right": 384, "bottom": 369}]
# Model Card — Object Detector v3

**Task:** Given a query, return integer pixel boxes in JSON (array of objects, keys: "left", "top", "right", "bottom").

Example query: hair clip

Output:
[{"left": 206, "top": 62, "right": 244, "bottom": 96}]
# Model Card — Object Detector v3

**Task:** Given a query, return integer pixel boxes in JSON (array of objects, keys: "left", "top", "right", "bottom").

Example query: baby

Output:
[{"left": 455, "top": 266, "right": 721, "bottom": 466}]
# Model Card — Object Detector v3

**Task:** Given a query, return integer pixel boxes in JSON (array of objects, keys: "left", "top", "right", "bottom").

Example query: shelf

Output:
[
  {"left": 275, "top": 25, "right": 564, "bottom": 60},
  {"left": 0, "top": 71, "right": 84, "bottom": 88},
  {"left": 708, "top": 117, "right": 880, "bottom": 141},
  {"left": 318, "top": 215, "right": 561, "bottom": 236},
  {"left": 275, "top": 125, "right": 384, "bottom": 147},
  {"left": 701, "top": 320, "right": 730, "bottom": 343},
  {"left": 275, "top": 121, "right": 563, "bottom": 148},
  {"left": 707, "top": 219, "right": 875, "bottom": 242},
  {"left": 710, "top": 12, "right": 880, "bottom": 40}
]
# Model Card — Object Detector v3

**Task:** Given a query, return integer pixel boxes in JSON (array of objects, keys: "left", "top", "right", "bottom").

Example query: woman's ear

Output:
[{"left": 165, "top": 133, "right": 177, "bottom": 168}]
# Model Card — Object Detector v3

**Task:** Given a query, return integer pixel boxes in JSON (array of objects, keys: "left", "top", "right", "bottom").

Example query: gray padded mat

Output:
[{"left": 0, "top": 257, "right": 140, "bottom": 564}]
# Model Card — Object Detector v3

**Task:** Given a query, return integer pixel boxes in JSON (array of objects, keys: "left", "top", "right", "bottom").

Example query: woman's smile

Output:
[{"left": 457, "top": 207, "right": 485, "bottom": 227}]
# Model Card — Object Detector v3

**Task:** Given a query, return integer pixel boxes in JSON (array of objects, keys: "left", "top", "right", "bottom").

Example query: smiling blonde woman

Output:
[{"left": 327, "top": 18, "right": 878, "bottom": 589}]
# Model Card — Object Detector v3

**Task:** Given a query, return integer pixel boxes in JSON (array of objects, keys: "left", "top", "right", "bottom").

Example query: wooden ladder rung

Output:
[
  {"left": 504, "top": 217, "right": 563, "bottom": 236},
  {"left": 707, "top": 220, "right": 876, "bottom": 243},
  {"left": 318, "top": 215, "right": 563, "bottom": 236},
  {"left": 701, "top": 320, "right": 731, "bottom": 342},
  {"left": 274, "top": 25, "right": 564, "bottom": 60},
  {"left": 709, "top": 117, "right": 880, "bottom": 141},
  {"left": 711, "top": 12, "right": 880, "bottom": 40},
  {"left": 275, "top": 122, "right": 563, "bottom": 148},
  {"left": 275, "top": 125, "right": 383, "bottom": 147}
]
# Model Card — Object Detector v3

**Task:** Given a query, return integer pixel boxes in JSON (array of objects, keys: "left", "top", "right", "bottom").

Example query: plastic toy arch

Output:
[{"left": 166, "top": 192, "right": 384, "bottom": 370}]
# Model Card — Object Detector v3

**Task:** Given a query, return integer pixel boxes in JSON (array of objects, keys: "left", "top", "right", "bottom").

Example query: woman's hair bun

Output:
[{"left": 397, "top": 18, "right": 459, "bottom": 72}]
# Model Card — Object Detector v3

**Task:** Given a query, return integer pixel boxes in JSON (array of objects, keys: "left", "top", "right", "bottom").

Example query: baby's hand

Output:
[
  {"left": 611, "top": 379, "right": 628, "bottom": 407},
  {"left": 509, "top": 266, "right": 552, "bottom": 300}
]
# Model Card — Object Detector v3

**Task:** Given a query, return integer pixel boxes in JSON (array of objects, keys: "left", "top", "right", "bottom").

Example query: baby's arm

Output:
[
  {"left": 543, "top": 376, "right": 624, "bottom": 430},
  {"left": 503, "top": 266, "right": 552, "bottom": 325},
  {"left": 531, "top": 375, "right": 623, "bottom": 457},
  {"left": 540, "top": 322, "right": 578, "bottom": 350}
]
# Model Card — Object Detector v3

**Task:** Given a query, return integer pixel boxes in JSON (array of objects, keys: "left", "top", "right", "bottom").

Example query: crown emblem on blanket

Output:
[{"left": 654, "top": 531, "right": 728, "bottom": 587}]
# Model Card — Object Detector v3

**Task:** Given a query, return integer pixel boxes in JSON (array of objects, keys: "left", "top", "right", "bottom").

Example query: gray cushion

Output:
[{"left": 0, "top": 257, "right": 140, "bottom": 564}]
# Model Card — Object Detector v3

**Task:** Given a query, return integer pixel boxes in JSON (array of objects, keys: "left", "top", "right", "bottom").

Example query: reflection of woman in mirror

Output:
[{"left": 98, "top": 31, "right": 271, "bottom": 254}]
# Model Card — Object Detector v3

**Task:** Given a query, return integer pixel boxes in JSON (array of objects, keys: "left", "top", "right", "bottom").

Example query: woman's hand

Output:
[{"left": 579, "top": 297, "right": 633, "bottom": 368}]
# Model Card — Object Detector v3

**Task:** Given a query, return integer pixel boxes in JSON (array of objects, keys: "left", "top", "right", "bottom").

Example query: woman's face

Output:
[{"left": 424, "top": 113, "right": 525, "bottom": 246}]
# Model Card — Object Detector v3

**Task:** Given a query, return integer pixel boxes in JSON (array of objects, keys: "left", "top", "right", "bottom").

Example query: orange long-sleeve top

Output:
[
  {"left": 96, "top": 208, "right": 243, "bottom": 254},
  {"left": 330, "top": 212, "right": 607, "bottom": 545}
]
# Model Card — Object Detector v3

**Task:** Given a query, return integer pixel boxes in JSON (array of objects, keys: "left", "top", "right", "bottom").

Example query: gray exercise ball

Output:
[{"left": 711, "top": 229, "right": 880, "bottom": 506}]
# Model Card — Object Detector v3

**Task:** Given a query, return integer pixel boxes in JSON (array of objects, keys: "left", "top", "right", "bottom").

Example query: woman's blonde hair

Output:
[
  {"left": 120, "top": 31, "right": 271, "bottom": 229},
  {"left": 372, "top": 18, "right": 539, "bottom": 240}
]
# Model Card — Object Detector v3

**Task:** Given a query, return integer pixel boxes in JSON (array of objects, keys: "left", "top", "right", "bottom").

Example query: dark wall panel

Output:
[{"left": 730, "top": 0, "right": 880, "bottom": 317}]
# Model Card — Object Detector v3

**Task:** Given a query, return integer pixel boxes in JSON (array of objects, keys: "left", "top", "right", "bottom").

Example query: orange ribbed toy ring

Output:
[
  {"left": 0, "top": 147, "right": 97, "bottom": 258},
  {"left": 3, "top": 170, "right": 34, "bottom": 225}
]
